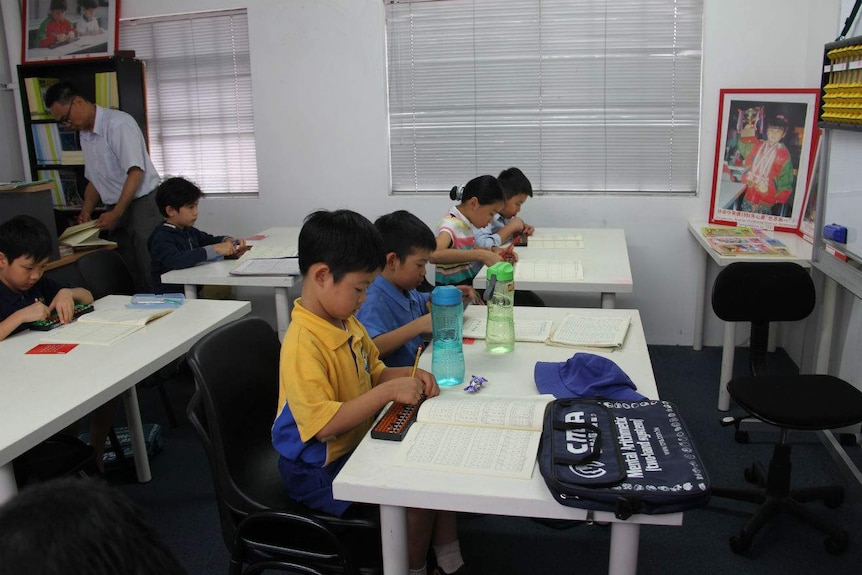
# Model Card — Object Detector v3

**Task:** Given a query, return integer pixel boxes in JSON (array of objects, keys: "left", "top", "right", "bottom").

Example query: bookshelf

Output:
[{"left": 16, "top": 57, "right": 147, "bottom": 221}]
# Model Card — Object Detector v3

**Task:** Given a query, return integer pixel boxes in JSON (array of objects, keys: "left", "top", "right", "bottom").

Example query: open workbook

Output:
[
  {"left": 548, "top": 314, "right": 632, "bottom": 349},
  {"left": 42, "top": 308, "right": 173, "bottom": 346},
  {"left": 392, "top": 395, "right": 554, "bottom": 479},
  {"left": 58, "top": 221, "right": 117, "bottom": 249},
  {"left": 462, "top": 317, "right": 553, "bottom": 342}
]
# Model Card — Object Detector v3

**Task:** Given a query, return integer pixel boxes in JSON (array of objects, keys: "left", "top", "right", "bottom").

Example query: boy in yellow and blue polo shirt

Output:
[{"left": 272, "top": 209, "right": 468, "bottom": 575}]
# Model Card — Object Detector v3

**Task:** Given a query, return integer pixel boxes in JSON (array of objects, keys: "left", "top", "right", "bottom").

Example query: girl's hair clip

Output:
[{"left": 450, "top": 185, "right": 464, "bottom": 201}]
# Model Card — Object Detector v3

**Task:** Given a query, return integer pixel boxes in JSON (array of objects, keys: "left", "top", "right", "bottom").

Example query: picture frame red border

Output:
[
  {"left": 21, "top": 0, "right": 120, "bottom": 65},
  {"left": 709, "top": 88, "right": 821, "bottom": 233}
]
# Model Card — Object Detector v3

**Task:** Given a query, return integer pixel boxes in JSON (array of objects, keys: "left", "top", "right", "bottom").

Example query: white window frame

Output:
[
  {"left": 119, "top": 9, "right": 258, "bottom": 196},
  {"left": 385, "top": 0, "right": 704, "bottom": 195}
]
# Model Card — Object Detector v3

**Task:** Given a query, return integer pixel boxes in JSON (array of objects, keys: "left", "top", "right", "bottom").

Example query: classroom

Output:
[{"left": 2, "top": 1, "right": 862, "bottom": 574}]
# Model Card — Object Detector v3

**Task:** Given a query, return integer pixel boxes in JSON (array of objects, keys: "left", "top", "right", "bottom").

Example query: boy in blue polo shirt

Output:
[{"left": 358, "top": 210, "right": 480, "bottom": 368}]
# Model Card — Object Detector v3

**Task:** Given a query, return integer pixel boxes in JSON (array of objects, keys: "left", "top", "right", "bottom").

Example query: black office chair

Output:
[
  {"left": 710, "top": 262, "right": 862, "bottom": 555},
  {"left": 76, "top": 249, "right": 179, "bottom": 428},
  {"left": 186, "top": 316, "right": 382, "bottom": 575}
]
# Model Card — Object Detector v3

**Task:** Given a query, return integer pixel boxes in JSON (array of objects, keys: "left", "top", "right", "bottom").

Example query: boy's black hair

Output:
[
  {"left": 44, "top": 81, "right": 80, "bottom": 108},
  {"left": 49, "top": 0, "right": 67, "bottom": 11},
  {"left": 299, "top": 209, "right": 385, "bottom": 281},
  {"left": 498, "top": 167, "right": 533, "bottom": 199},
  {"left": 0, "top": 477, "right": 187, "bottom": 575},
  {"left": 154, "top": 177, "right": 205, "bottom": 217},
  {"left": 449, "top": 174, "right": 503, "bottom": 206},
  {"left": 0, "top": 215, "right": 53, "bottom": 263},
  {"left": 81, "top": 0, "right": 98, "bottom": 9},
  {"left": 374, "top": 210, "right": 436, "bottom": 262}
]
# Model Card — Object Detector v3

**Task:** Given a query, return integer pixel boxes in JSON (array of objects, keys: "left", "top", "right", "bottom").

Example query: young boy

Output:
[
  {"left": 273, "top": 209, "right": 467, "bottom": 575},
  {"left": 77, "top": 0, "right": 102, "bottom": 36},
  {"left": 0, "top": 215, "right": 93, "bottom": 341},
  {"left": 147, "top": 176, "right": 249, "bottom": 293},
  {"left": 36, "top": 0, "right": 77, "bottom": 48},
  {"left": 357, "top": 210, "right": 479, "bottom": 368},
  {"left": 474, "top": 167, "right": 535, "bottom": 248}
]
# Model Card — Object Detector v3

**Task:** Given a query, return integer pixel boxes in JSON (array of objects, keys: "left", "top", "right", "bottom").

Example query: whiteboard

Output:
[{"left": 822, "top": 130, "right": 862, "bottom": 262}]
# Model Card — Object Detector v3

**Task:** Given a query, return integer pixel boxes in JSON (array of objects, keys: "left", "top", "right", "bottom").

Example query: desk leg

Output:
[
  {"left": 693, "top": 249, "right": 707, "bottom": 351},
  {"left": 718, "top": 321, "right": 735, "bottom": 411},
  {"left": 601, "top": 293, "right": 616, "bottom": 309},
  {"left": 275, "top": 286, "right": 290, "bottom": 341},
  {"left": 607, "top": 522, "right": 640, "bottom": 575},
  {"left": 0, "top": 463, "right": 18, "bottom": 505},
  {"left": 122, "top": 386, "right": 152, "bottom": 483},
  {"left": 379, "top": 504, "right": 408, "bottom": 575},
  {"left": 184, "top": 283, "right": 198, "bottom": 300},
  {"left": 815, "top": 276, "right": 838, "bottom": 374}
]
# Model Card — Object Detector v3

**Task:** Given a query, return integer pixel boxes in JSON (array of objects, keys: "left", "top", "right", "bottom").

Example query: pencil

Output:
[{"left": 410, "top": 345, "right": 423, "bottom": 378}]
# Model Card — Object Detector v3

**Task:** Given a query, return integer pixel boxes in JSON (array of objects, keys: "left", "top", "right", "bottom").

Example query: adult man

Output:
[{"left": 45, "top": 81, "right": 162, "bottom": 291}]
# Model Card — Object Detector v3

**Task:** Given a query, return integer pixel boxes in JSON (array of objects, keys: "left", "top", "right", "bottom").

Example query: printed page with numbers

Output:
[
  {"left": 549, "top": 314, "right": 632, "bottom": 349},
  {"left": 392, "top": 395, "right": 553, "bottom": 478}
]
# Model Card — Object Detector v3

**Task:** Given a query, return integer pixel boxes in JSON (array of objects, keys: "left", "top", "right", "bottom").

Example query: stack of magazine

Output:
[{"left": 701, "top": 226, "right": 792, "bottom": 256}]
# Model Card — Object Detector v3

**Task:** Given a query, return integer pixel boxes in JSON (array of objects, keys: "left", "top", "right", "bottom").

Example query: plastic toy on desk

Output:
[{"left": 464, "top": 375, "right": 486, "bottom": 393}]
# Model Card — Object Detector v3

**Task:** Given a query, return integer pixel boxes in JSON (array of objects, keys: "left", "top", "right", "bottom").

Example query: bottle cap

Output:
[
  {"left": 487, "top": 261, "right": 514, "bottom": 282},
  {"left": 431, "top": 285, "right": 462, "bottom": 305}
]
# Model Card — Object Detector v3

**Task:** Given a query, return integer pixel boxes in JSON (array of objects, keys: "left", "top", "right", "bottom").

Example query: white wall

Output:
[{"left": 1, "top": 0, "right": 847, "bottom": 354}]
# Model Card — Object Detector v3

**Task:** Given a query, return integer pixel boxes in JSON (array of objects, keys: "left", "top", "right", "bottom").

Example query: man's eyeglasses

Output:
[{"left": 57, "top": 98, "right": 75, "bottom": 126}]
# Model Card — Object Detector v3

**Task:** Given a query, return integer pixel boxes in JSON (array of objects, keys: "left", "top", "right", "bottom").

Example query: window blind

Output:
[
  {"left": 385, "top": 0, "right": 703, "bottom": 194},
  {"left": 119, "top": 9, "right": 258, "bottom": 196}
]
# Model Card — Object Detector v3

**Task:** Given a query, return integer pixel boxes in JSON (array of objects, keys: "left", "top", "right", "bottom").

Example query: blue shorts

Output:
[{"left": 278, "top": 454, "right": 352, "bottom": 517}]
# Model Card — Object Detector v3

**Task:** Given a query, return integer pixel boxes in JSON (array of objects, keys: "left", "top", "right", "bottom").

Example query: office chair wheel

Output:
[
  {"left": 824, "top": 492, "right": 844, "bottom": 509},
  {"left": 729, "top": 533, "right": 753, "bottom": 555},
  {"left": 825, "top": 534, "right": 848, "bottom": 555},
  {"left": 734, "top": 429, "right": 749, "bottom": 444}
]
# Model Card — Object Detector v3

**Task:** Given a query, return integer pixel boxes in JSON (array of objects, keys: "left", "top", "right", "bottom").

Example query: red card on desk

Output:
[
  {"left": 245, "top": 234, "right": 267, "bottom": 241},
  {"left": 26, "top": 343, "right": 78, "bottom": 355}
]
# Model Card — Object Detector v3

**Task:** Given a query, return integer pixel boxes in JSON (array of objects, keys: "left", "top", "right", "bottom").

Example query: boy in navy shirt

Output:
[{"left": 147, "top": 177, "right": 249, "bottom": 293}]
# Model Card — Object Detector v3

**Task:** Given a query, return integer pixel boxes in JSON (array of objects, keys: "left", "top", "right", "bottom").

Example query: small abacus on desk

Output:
[{"left": 27, "top": 303, "right": 94, "bottom": 331}]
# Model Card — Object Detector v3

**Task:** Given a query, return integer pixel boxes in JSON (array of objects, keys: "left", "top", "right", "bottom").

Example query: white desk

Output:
[
  {"left": 0, "top": 296, "right": 250, "bottom": 504},
  {"left": 334, "top": 306, "right": 677, "bottom": 575},
  {"left": 473, "top": 228, "right": 633, "bottom": 309},
  {"left": 687, "top": 221, "right": 812, "bottom": 410},
  {"left": 161, "top": 227, "right": 300, "bottom": 340}
]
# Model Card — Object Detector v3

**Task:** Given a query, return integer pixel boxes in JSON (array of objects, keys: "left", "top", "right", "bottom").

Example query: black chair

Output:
[
  {"left": 710, "top": 262, "right": 862, "bottom": 555},
  {"left": 186, "top": 316, "right": 382, "bottom": 575},
  {"left": 76, "top": 249, "right": 179, "bottom": 427}
]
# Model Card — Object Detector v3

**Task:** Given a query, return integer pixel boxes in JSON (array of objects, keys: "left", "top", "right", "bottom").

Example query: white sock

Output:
[
  {"left": 409, "top": 565, "right": 427, "bottom": 575},
  {"left": 434, "top": 540, "right": 464, "bottom": 574}
]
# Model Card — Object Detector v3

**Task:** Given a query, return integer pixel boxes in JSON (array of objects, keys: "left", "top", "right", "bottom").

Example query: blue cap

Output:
[
  {"left": 534, "top": 353, "right": 646, "bottom": 401},
  {"left": 431, "top": 285, "right": 462, "bottom": 306}
]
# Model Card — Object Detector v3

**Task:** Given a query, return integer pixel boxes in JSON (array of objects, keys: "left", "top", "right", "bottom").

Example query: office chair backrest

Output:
[
  {"left": 712, "top": 262, "right": 815, "bottom": 376},
  {"left": 187, "top": 317, "right": 282, "bottom": 519},
  {"left": 76, "top": 249, "right": 136, "bottom": 298},
  {"left": 45, "top": 263, "right": 88, "bottom": 289}
]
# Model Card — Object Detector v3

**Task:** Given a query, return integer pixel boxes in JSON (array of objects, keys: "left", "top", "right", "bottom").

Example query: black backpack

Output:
[{"left": 538, "top": 398, "right": 710, "bottom": 519}]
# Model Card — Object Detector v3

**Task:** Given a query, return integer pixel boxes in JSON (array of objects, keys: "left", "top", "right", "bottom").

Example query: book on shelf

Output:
[
  {"left": 94, "top": 72, "right": 120, "bottom": 109},
  {"left": 24, "top": 77, "right": 59, "bottom": 120},
  {"left": 700, "top": 225, "right": 758, "bottom": 238},
  {"left": 31, "top": 124, "right": 62, "bottom": 164},
  {"left": 58, "top": 127, "right": 84, "bottom": 164},
  {"left": 392, "top": 395, "right": 554, "bottom": 479},
  {"left": 548, "top": 314, "right": 632, "bottom": 349},
  {"left": 462, "top": 316, "right": 553, "bottom": 342},
  {"left": 42, "top": 308, "right": 174, "bottom": 346},
  {"left": 58, "top": 220, "right": 117, "bottom": 249},
  {"left": 40, "top": 169, "right": 84, "bottom": 208},
  {"left": 230, "top": 257, "right": 300, "bottom": 276}
]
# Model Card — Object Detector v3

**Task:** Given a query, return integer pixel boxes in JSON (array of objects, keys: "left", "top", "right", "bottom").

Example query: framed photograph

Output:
[
  {"left": 709, "top": 88, "right": 820, "bottom": 233},
  {"left": 22, "top": 0, "right": 119, "bottom": 64}
]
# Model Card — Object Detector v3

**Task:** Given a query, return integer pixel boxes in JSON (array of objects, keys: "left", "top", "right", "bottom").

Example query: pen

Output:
[{"left": 410, "top": 345, "right": 423, "bottom": 379}]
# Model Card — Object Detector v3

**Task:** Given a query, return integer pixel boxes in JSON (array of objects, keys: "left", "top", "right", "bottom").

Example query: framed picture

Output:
[
  {"left": 22, "top": 0, "right": 120, "bottom": 64},
  {"left": 709, "top": 88, "right": 820, "bottom": 233}
]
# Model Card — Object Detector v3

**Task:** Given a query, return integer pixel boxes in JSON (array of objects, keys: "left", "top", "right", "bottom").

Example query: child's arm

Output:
[
  {"left": 315, "top": 368, "right": 438, "bottom": 440},
  {"left": 0, "top": 301, "right": 51, "bottom": 342},
  {"left": 371, "top": 314, "right": 432, "bottom": 359},
  {"left": 474, "top": 224, "right": 501, "bottom": 248},
  {"left": 495, "top": 217, "right": 527, "bottom": 245},
  {"left": 430, "top": 232, "right": 502, "bottom": 267},
  {"left": 49, "top": 287, "right": 94, "bottom": 324}
]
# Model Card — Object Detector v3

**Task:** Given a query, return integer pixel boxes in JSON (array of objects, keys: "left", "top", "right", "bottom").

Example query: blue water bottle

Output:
[{"left": 430, "top": 286, "right": 465, "bottom": 386}]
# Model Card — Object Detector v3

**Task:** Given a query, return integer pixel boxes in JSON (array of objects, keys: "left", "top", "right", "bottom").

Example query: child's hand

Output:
[
  {"left": 456, "top": 286, "right": 484, "bottom": 305},
  {"left": 482, "top": 248, "right": 504, "bottom": 266},
  {"left": 415, "top": 368, "right": 440, "bottom": 399},
  {"left": 523, "top": 224, "right": 535, "bottom": 236},
  {"left": 417, "top": 313, "right": 433, "bottom": 335},
  {"left": 17, "top": 301, "right": 50, "bottom": 324},
  {"left": 214, "top": 240, "right": 238, "bottom": 257},
  {"left": 234, "top": 239, "right": 252, "bottom": 258},
  {"left": 390, "top": 376, "right": 428, "bottom": 405},
  {"left": 49, "top": 289, "right": 77, "bottom": 323}
]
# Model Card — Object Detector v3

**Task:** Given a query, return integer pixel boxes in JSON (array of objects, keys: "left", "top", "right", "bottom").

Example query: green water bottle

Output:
[{"left": 484, "top": 261, "right": 515, "bottom": 354}]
